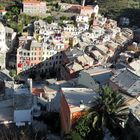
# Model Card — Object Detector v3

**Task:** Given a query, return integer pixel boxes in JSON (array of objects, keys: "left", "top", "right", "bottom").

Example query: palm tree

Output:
[{"left": 73, "top": 86, "right": 129, "bottom": 140}]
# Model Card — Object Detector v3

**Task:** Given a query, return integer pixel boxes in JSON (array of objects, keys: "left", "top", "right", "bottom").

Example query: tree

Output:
[
  {"left": 9, "top": 69, "right": 17, "bottom": 77},
  {"left": 60, "top": 16, "right": 69, "bottom": 21},
  {"left": 45, "top": 16, "right": 54, "bottom": 24},
  {"left": 71, "top": 86, "right": 129, "bottom": 140},
  {"left": 11, "top": 6, "right": 20, "bottom": 15},
  {"left": 0, "top": 5, "right": 4, "bottom": 10}
]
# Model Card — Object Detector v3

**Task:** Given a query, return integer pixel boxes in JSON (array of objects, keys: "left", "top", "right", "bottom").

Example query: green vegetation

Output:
[
  {"left": 0, "top": 5, "right": 4, "bottom": 10},
  {"left": 60, "top": 0, "right": 140, "bottom": 27},
  {"left": 9, "top": 69, "right": 20, "bottom": 80},
  {"left": 97, "top": 0, "right": 140, "bottom": 27},
  {"left": 60, "top": 15, "right": 70, "bottom": 20},
  {"left": 66, "top": 86, "right": 129, "bottom": 140},
  {"left": 44, "top": 16, "right": 54, "bottom": 24},
  {"left": 9, "top": 69, "right": 17, "bottom": 77},
  {"left": 4, "top": 10, "right": 39, "bottom": 33}
]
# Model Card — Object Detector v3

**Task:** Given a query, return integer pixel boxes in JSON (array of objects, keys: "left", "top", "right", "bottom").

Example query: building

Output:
[
  {"left": 82, "top": 66, "right": 113, "bottom": 85},
  {"left": 76, "top": 15, "right": 89, "bottom": 23},
  {"left": 5, "top": 26, "right": 17, "bottom": 51},
  {"left": 109, "top": 68, "right": 140, "bottom": 98},
  {"left": 17, "top": 35, "right": 63, "bottom": 75},
  {"left": 0, "top": 10, "right": 7, "bottom": 19},
  {"left": 60, "top": 52, "right": 94, "bottom": 80},
  {"left": 60, "top": 87, "right": 98, "bottom": 133},
  {"left": 63, "top": 24, "right": 79, "bottom": 36},
  {"left": 0, "top": 72, "right": 39, "bottom": 126},
  {"left": 80, "top": 5, "right": 99, "bottom": 18},
  {"left": 23, "top": 0, "right": 47, "bottom": 16},
  {"left": 127, "top": 42, "right": 139, "bottom": 52},
  {"left": 58, "top": 3, "right": 81, "bottom": 13},
  {"left": 13, "top": 84, "right": 33, "bottom": 126},
  {"left": 0, "top": 22, "right": 8, "bottom": 69},
  {"left": 128, "top": 60, "right": 140, "bottom": 76}
]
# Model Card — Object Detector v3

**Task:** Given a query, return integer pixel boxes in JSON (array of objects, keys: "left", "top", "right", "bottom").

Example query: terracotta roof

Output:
[
  {"left": 0, "top": 10, "right": 7, "bottom": 12},
  {"left": 81, "top": 6, "right": 93, "bottom": 10},
  {"left": 23, "top": 0, "right": 45, "bottom": 4},
  {"left": 32, "top": 88, "right": 44, "bottom": 96}
]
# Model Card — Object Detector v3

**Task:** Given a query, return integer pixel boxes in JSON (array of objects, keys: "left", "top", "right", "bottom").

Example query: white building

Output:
[
  {"left": 0, "top": 22, "right": 8, "bottom": 52},
  {"left": 0, "top": 10, "right": 7, "bottom": 19},
  {"left": 14, "top": 94, "right": 33, "bottom": 126},
  {"left": 76, "top": 15, "right": 89, "bottom": 23},
  {"left": 0, "top": 22, "right": 8, "bottom": 69}
]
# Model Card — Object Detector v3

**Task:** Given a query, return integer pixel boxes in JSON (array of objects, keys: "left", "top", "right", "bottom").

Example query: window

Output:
[
  {"left": 50, "top": 62, "right": 52, "bottom": 65},
  {"left": 34, "top": 57, "right": 36, "bottom": 60},
  {"left": 59, "top": 61, "right": 61, "bottom": 64},
  {"left": 46, "top": 63, "right": 47, "bottom": 66},
  {"left": 56, "top": 56, "right": 58, "bottom": 59},
  {"left": 59, "top": 56, "right": 62, "bottom": 59},
  {"left": 19, "top": 52, "right": 22, "bottom": 55}
]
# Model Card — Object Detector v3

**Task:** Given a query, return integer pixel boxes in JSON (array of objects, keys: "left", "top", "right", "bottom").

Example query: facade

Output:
[
  {"left": 5, "top": 26, "right": 17, "bottom": 51},
  {"left": 0, "top": 22, "right": 8, "bottom": 69},
  {"left": 80, "top": 5, "right": 99, "bottom": 18},
  {"left": 76, "top": 15, "right": 89, "bottom": 23},
  {"left": 23, "top": 0, "right": 47, "bottom": 16},
  {"left": 0, "top": 10, "right": 7, "bottom": 19},
  {"left": 13, "top": 93, "right": 33, "bottom": 126},
  {"left": 17, "top": 36, "right": 63, "bottom": 74},
  {"left": 0, "top": 72, "right": 38, "bottom": 126}
]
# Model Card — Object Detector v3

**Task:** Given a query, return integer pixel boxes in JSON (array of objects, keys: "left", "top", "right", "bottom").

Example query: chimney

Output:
[
  {"left": 27, "top": 78, "right": 32, "bottom": 93},
  {"left": 80, "top": 100, "right": 85, "bottom": 109},
  {"left": 82, "top": 0, "right": 85, "bottom": 6}
]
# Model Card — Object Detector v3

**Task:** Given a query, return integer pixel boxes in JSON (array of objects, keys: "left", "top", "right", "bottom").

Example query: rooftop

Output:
[
  {"left": 111, "top": 68, "right": 140, "bottom": 97},
  {"left": 14, "top": 94, "right": 33, "bottom": 110},
  {"left": 130, "top": 103, "right": 140, "bottom": 122},
  {"left": 62, "top": 87, "right": 98, "bottom": 111},
  {"left": 66, "top": 61, "right": 83, "bottom": 72},
  {"left": 23, "top": 0, "right": 46, "bottom": 4},
  {"left": 83, "top": 66, "right": 112, "bottom": 76},
  {"left": 65, "top": 47, "right": 84, "bottom": 61},
  {"left": 129, "top": 60, "right": 140, "bottom": 74}
]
